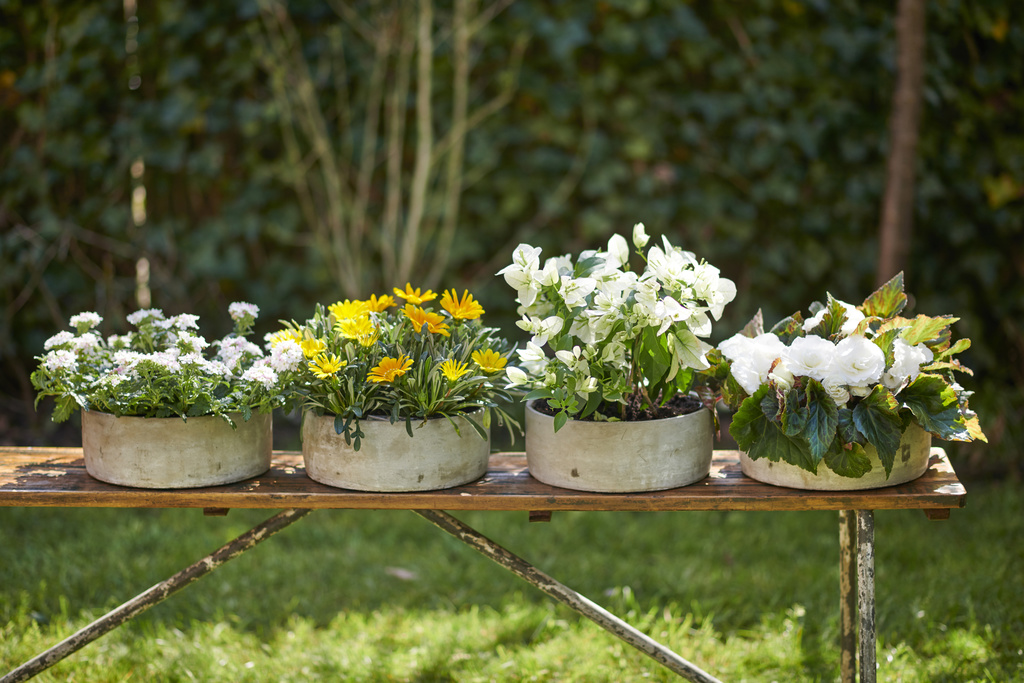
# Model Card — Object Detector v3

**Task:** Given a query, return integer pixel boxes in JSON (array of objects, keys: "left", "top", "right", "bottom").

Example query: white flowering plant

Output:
[
  {"left": 31, "top": 303, "right": 300, "bottom": 424},
  {"left": 710, "top": 273, "right": 986, "bottom": 479},
  {"left": 500, "top": 224, "right": 737, "bottom": 432},
  {"left": 275, "top": 285, "right": 519, "bottom": 450}
]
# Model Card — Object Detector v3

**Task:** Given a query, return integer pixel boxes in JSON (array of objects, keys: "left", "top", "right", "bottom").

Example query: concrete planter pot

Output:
[
  {"left": 81, "top": 410, "right": 272, "bottom": 488},
  {"left": 301, "top": 410, "right": 490, "bottom": 491},
  {"left": 524, "top": 400, "right": 714, "bottom": 492},
  {"left": 739, "top": 422, "right": 932, "bottom": 490}
]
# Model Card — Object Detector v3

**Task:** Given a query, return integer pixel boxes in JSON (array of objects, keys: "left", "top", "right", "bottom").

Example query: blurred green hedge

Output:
[{"left": 2, "top": 0, "right": 1021, "bottom": 475}]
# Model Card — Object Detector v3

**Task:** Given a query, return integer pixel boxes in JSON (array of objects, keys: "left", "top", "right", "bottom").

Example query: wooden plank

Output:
[{"left": 0, "top": 447, "right": 966, "bottom": 513}]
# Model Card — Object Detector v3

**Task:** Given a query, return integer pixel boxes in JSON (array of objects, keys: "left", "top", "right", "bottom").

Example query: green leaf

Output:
[
  {"left": 731, "top": 386, "right": 816, "bottom": 472},
  {"left": 524, "top": 388, "right": 556, "bottom": 401},
  {"left": 780, "top": 388, "right": 806, "bottom": 437},
  {"left": 739, "top": 310, "right": 764, "bottom": 338},
  {"left": 861, "top": 272, "right": 907, "bottom": 318},
  {"left": 934, "top": 337, "right": 970, "bottom": 362},
  {"left": 823, "top": 442, "right": 873, "bottom": 478},
  {"left": 899, "top": 315, "right": 959, "bottom": 346},
  {"left": 803, "top": 379, "right": 839, "bottom": 464},
  {"left": 836, "top": 408, "right": 863, "bottom": 445},
  {"left": 769, "top": 315, "right": 804, "bottom": 344},
  {"left": 852, "top": 385, "right": 903, "bottom": 476},
  {"left": 553, "top": 411, "right": 569, "bottom": 433},
  {"left": 899, "top": 374, "right": 970, "bottom": 440},
  {"left": 580, "top": 388, "right": 603, "bottom": 419}
]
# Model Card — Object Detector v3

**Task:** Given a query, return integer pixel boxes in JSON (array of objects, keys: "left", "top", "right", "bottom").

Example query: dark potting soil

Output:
[{"left": 531, "top": 393, "right": 703, "bottom": 422}]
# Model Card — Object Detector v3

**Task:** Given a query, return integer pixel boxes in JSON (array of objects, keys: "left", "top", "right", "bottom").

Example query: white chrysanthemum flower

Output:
[
  {"left": 44, "top": 331, "right": 75, "bottom": 350},
  {"left": 127, "top": 308, "right": 165, "bottom": 326},
  {"left": 242, "top": 365, "right": 278, "bottom": 390},
  {"left": 43, "top": 349, "right": 78, "bottom": 373},
  {"left": 229, "top": 302, "right": 260, "bottom": 321},
  {"left": 69, "top": 312, "right": 102, "bottom": 331}
]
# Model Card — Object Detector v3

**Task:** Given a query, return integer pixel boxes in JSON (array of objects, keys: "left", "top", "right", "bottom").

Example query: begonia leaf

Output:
[
  {"left": 861, "top": 272, "right": 907, "bottom": 319},
  {"left": 852, "top": 385, "right": 903, "bottom": 477}
]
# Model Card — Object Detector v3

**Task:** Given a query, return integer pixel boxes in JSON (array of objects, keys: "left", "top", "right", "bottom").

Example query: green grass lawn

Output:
[{"left": 1, "top": 481, "right": 1022, "bottom": 682}]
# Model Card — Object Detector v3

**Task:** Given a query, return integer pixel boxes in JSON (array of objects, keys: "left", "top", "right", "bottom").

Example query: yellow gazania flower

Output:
[
  {"left": 403, "top": 304, "right": 450, "bottom": 337},
  {"left": 367, "top": 355, "right": 414, "bottom": 383},
  {"left": 365, "top": 293, "right": 397, "bottom": 312},
  {"left": 300, "top": 337, "right": 328, "bottom": 359},
  {"left": 328, "top": 299, "right": 370, "bottom": 321},
  {"left": 393, "top": 283, "right": 437, "bottom": 305},
  {"left": 336, "top": 315, "right": 379, "bottom": 347},
  {"left": 267, "top": 328, "right": 303, "bottom": 346},
  {"left": 439, "top": 358, "right": 470, "bottom": 382},
  {"left": 471, "top": 349, "right": 508, "bottom": 373},
  {"left": 440, "top": 289, "right": 485, "bottom": 321},
  {"left": 309, "top": 352, "right": 347, "bottom": 379}
]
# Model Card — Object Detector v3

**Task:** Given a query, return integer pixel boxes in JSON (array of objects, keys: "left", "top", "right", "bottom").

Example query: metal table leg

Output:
[
  {"left": 414, "top": 509, "right": 722, "bottom": 683},
  {"left": 1, "top": 508, "right": 313, "bottom": 683},
  {"left": 839, "top": 510, "right": 857, "bottom": 682}
]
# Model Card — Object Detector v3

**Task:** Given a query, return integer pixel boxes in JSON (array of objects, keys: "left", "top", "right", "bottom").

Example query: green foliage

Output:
[{"left": 1, "top": 1, "right": 1022, "bottom": 475}]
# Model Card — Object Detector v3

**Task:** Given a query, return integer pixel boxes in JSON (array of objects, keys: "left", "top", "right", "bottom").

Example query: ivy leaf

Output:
[
  {"left": 731, "top": 386, "right": 816, "bottom": 471},
  {"left": 804, "top": 379, "right": 839, "bottom": 465},
  {"left": 861, "top": 272, "right": 907, "bottom": 318},
  {"left": 899, "top": 374, "right": 969, "bottom": 440},
  {"left": 852, "top": 385, "right": 903, "bottom": 477},
  {"left": 823, "top": 442, "right": 873, "bottom": 478}
]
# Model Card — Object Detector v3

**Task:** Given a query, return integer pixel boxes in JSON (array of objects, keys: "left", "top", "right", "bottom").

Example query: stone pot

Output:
[
  {"left": 81, "top": 410, "right": 272, "bottom": 488},
  {"left": 301, "top": 410, "right": 490, "bottom": 492},
  {"left": 739, "top": 422, "right": 932, "bottom": 490},
  {"left": 524, "top": 400, "right": 714, "bottom": 492}
]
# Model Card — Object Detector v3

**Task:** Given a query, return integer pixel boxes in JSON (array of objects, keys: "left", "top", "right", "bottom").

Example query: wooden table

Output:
[{"left": 0, "top": 447, "right": 966, "bottom": 682}]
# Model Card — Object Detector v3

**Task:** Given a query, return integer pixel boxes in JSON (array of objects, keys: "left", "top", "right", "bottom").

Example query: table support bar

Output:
[
  {"left": 857, "top": 510, "right": 877, "bottom": 683},
  {"left": 839, "top": 510, "right": 857, "bottom": 682},
  {"left": 1, "top": 508, "right": 313, "bottom": 683},
  {"left": 414, "top": 509, "right": 722, "bottom": 683}
]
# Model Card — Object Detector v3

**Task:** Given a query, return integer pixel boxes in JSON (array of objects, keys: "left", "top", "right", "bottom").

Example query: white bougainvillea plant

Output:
[
  {"left": 708, "top": 273, "right": 986, "bottom": 479},
  {"left": 500, "top": 223, "right": 737, "bottom": 432},
  {"left": 275, "top": 285, "right": 519, "bottom": 450},
  {"left": 31, "top": 303, "right": 301, "bottom": 424}
]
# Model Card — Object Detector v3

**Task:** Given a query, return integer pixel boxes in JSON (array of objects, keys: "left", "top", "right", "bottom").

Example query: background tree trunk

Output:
[{"left": 877, "top": 0, "right": 927, "bottom": 287}]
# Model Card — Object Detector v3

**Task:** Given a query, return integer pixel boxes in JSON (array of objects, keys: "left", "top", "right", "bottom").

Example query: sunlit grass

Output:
[{"left": 1, "top": 482, "right": 1021, "bottom": 681}]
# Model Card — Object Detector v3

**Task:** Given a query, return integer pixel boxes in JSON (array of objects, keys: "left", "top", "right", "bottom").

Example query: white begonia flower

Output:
[
  {"left": 44, "top": 331, "right": 75, "bottom": 350},
  {"left": 783, "top": 335, "right": 836, "bottom": 382},
  {"left": 504, "top": 366, "right": 530, "bottom": 388},
  {"left": 632, "top": 222, "right": 650, "bottom": 249},
  {"left": 558, "top": 276, "right": 597, "bottom": 308},
  {"left": 823, "top": 378, "right": 852, "bottom": 406},
  {"left": 831, "top": 335, "right": 885, "bottom": 389},
  {"left": 802, "top": 300, "right": 866, "bottom": 336},
  {"left": 768, "top": 360, "right": 795, "bottom": 392},
  {"left": 606, "top": 233, "right": 630, "bottom": 269},
  {"left": 719, "top": 332, "right": 787, "bottom": 395},
  {"left": 69, "top": 312, "right": 102, "bottom": 331},
  {"left": 881, "top": 337, "right": 935, "bottom": 392}
]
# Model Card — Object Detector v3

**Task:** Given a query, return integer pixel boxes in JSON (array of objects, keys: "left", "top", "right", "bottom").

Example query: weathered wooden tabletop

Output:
[{"left": 0, "top": 447, "right": 966, "bottom": 516}]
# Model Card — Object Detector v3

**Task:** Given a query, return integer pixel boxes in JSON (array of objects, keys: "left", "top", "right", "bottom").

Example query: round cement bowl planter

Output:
[
  {"left": 301, "top": 410, "right": 491, "bottom": 492},
  {"left": 739, "top": 422, "right": 932, "bottom": 490},
  {"left": 81, "top": 410, "right": 272, "bottom": 489},
  {"left": 524, "top": 400, "right": 714, "bottom": 492}
]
